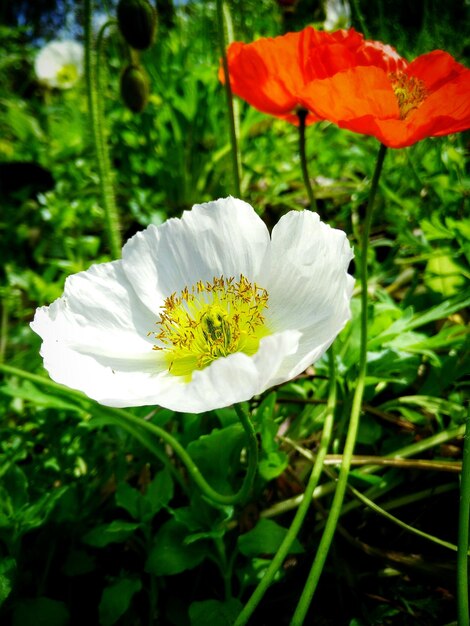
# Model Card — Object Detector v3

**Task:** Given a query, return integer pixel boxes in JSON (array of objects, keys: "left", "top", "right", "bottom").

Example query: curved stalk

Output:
[
  {"left": 0, "top": 363, "right": 257, "bottom": 507},
  {"left": 94, "top": 405, "right": 258, "bottom": 507},
  {"left": 297, "top": 109, "right": 317, "bottom": 212},
  {"left": 345, "top": 476, "right": 466, "bottom": 555},
  {"left": 84, "top": 0, "right": 122, "bottom": 258},
  {"left": 457, "top": 411, "right": 470, "bottom": 626},
  {"left": 290, "top": 143, "right": 387, "bottom": 625},
  {"left": 259, "top": 425, "right": 465, "bottom": 520},
  {"left": 235, "top": 347, "right": 337, "bottom": 626}
]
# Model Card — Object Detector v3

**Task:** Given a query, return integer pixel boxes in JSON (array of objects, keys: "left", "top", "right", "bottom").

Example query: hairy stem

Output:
[
  {"left": 84, "top": 0, "right": 121, "bottom": 258},
  {"left": 235, "top": 347, "right": 337, "bottom": 625},
  {"left": 0, "top": 364, "right": 256, "bottom": 507},
  {"left": 291, "top": 143, "right": 387, "bottom": 625},
  {"left": 457, "top": 412, "right": 470, "bottom": 626},
  {"left": 216, "top": 0, "right": 241, "bottom": 196}
]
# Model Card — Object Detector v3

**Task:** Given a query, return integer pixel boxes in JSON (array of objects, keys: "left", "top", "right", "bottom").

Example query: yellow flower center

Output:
[
  {"left": 56, "top": 63, "right": 79, "bottom": 86},
  {"left": 152, "top": 275, "right": 270, "bottom": 380},
  {"left": 389, "top": 72, "right": 427, "bottom": 120}
]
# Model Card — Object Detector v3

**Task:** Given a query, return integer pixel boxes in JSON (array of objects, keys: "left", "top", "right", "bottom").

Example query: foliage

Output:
[{"left": 0, "top": 1, "right": 469, "bottom": 625}]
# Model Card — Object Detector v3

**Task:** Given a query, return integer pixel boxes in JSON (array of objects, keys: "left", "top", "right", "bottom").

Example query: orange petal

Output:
[
  {"left": 223, "top": 33, "right": 307, "bottom": 119},
  {"left": 301, "top": 66, "right": 398, "bottom": 122},
  {"left": 408, "top": 50, "right": 469, "bottom": 92}
]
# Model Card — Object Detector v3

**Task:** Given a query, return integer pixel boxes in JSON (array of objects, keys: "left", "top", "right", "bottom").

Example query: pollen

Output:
[
  {"left": 151, "top": 275, "right": 270, "bottom": 380},
  {"left": 56, "top": 63, "right": 79, "bottom": 86},
  {"left": 389, "top": 72, "right": 428, "bottom": 120}
]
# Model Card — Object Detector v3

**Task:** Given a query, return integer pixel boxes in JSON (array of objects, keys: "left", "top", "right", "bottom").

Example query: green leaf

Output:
[
  {"left": 144, "top": 469, "right": 174, "bottom": 519},
  {"left": 356, "top": 415, "right": 383, "bottom": 445},
  {"left": 62, "top": 550, "right": 95, "bottom": 577},
  {"left": 254, "top": 392, "right": 277, "bottom": 430},
  {"left": 115, "top": 483, "right": 141, "bottom": 520},
  {"left": 116, "top": 470, "right": 173, "bottom": 522},
  {"left": 12, "top": 597, "right": 69, "bottom": 626},
  {"left": 0, "top": 557, "right": 16, "bottom": 607},
  {"left": 425, "top": 254, "right": 466, "bottom": 296},
  {"left": 2, "top": 466, "right": 28, "bottom": 510},
  {"left": 238, "top": 519, "right": 304, "bottom": 557},
  {"left": 258, "top": 450, "right": 289, "bottom": 481},
  {"left": 145, "top": 519, "right": 206, "bottom": 575},
  {"left": 0, "top": 380, "right": 84, "bottom": 413},
  {"left": 172, "top": 493, "right": 233, "bottom": 536},
  {"left": 17, "top": 486, "right": 69, "bottom": 535},
  {"left": 189, "top": 599, "right": 243, "bottom": 626},
  {"left": 82, "top": 520, "right": 140, "bottom": 547},
  {"left": 187, "top": 423, "right": 245, "bottom": 494},
  {"left": 381, "top": 395, "right": 467, "bottom": 423},
  {"left": 99, "top": 577, "right": 142, "bottom": 626}
]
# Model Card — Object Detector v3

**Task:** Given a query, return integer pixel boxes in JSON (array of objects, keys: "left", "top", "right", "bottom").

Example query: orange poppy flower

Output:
[
  {"left": 300, "top": 49, "right": 470, "bottom": 148},
  {"left": 220, "top": 27, "right": 405, "bottom": 125}
]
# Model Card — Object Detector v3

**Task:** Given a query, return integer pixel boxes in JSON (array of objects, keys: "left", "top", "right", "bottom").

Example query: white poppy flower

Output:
[
  {"left": 35, "top": 40, "right": 84, "bottom": 89},
  {"left": 31, "top": 198, "right": 354, "bottom": 413},
  {"left": 324, "top": 0, "right": 351, "bottom": 30}
]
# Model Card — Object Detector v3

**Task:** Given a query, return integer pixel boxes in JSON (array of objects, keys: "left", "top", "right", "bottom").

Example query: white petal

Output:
[
  {"left": 31, "top": 261, "right": 156, "bottom": 363},
  {"left": 32, "top": 325, "right": 300, "bottom": 412},
  {"left": 96, "top": 330, "right": 300, "bottom": 411},
  {"left": 122, "top": 197, "right": 270, "bottom": 313},
  {"left": 266, "top": 210, "right": 353, "bottom": 331},
  {"left": 31, "top": 201, "right": 354, "bottom": 413},
  {"left": 34, "top": 40, "right": 83, "bottom": 88},
  {"left": 264, "top": 210, "right": 354, "bottom": 379}
]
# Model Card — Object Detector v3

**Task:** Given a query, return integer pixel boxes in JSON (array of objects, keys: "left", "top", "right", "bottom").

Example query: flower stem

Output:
[
  {"left": 84, "top": 0, "right": 122, "bottom": 258},
  {"left": 290, "top": 143, "right": 387, "bottom": 626},
  {"left": 234, "top": 347, "right": 337, "bottom": 626},
  {"left": 259, "top": 424, "right": 465, "bottom": 520},
  {"left": 457, "top": 411, "right": 470, "bottom": 626},
  {"left": 0, "top": 363, "right": 256, "bottom": 507},
  {"left": 233, "top": 403, "right": 259, "bottom": 504},
  {"left": 216, "top": 0, "right": 241, "bottom": 197},
  {"left": 297, "top": 109, "right": 317, "bottom": 212},
  {"left": 95, "top": 405, "right": 257, "bottom": 506}
]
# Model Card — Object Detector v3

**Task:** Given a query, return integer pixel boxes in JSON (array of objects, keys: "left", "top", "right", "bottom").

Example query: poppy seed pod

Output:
[
  {"left": 117, "top": 0, "right": 157, "bottom": 50},
  {"left": 120, "top": 64, "right": 149, "bottom": 113}
]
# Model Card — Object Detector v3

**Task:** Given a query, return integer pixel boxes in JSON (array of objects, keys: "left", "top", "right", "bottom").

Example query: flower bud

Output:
[
  {"left": 117, "top": 0, "right": 157, "bottom": 50},
  {"left": 120, "top": 64, "right": 149, "bottom": 113}
]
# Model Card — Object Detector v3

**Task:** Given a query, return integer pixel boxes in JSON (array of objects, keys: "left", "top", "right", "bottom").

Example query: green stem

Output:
[
  {"left": 0, "top": 364, "right": 256, "bottom": 507},
  {"left": 216, "top": 0, "right": 241, "bottom": 197},
  {"left": 0, "top": 293, "right": 9, "bottom": 364},
  {"left": 96, "top": 405, "right": 257, "bottom": 506},
  {"left": 290, "top": 143, "right": 387, "bottom": 626},
  {"left": 89, "top": 412, "right": 186, "bottom": 492},
  {"left": 214, "top": 536, "right": 232, "bottom": 600},
  {"left": 235, "top": 347, "right": 337, "bottom": 626},
  {"left": 95, "top": 18, "right": 121, "bottom": 256},
  {"left": 260, "top": 425, "right": 465, "bottom": 520},
  {"left": 84, "top": 0, "right": 122, "bottom": 258},
  {"left": 458, "top": 411, "right": 470, "bottom": 626},
  {"left": 350, "top": 0, "right": 370, "bottom": 38},
  {"left": 222, "top": 2, "right": 242, "bottom": 180},
  {"left": 233, "top": 403, "right": 259, "bottom": 504},
  {"left": 345, "top": 476, "right": 465, "bottom": 554},
  {"left": 297, "top": 109, "right": 317, "bottom": 212}
]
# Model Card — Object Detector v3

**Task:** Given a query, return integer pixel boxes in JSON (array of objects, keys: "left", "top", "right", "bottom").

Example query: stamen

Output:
[
  {"left": 56, "top": 63, "right": 79, "bottom": 86},
  {"left": 389, "top": 72, "right": 427, "bottom": 120},
  {"left": 152, "top": 275, "right": 270, "bottom": 380}
]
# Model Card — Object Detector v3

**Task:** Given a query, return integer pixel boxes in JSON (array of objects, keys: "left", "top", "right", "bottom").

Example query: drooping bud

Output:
[
  {"left": 117, "top": 0, "right": 157, "bottom": 50},
  {"left": 120, "top": 64, "right": 150, "bottom": 113}
]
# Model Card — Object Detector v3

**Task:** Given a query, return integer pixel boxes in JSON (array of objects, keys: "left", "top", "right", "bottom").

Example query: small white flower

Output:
[
  {"left": 35, "top": 40, "right": 84, "bottom": 89},
  {"left": 31, "top": 198, "right": 354, "bottom": 413},
  {"left": 324, "top": 0, "right": 351, "bottom": 30}
]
